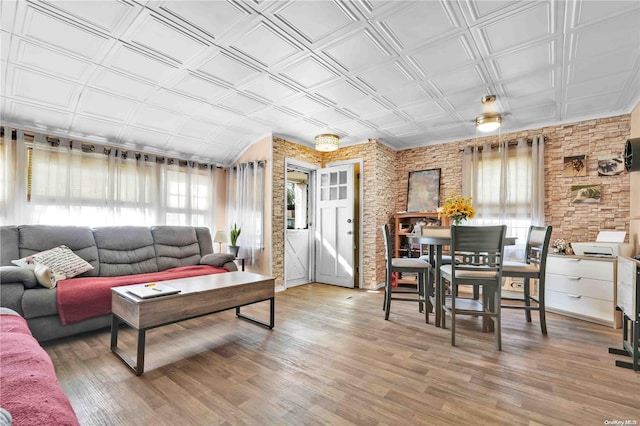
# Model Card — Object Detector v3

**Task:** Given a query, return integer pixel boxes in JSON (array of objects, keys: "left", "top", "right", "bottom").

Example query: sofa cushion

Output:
[
  {"left": 151, "top": 226, "right": 202, "bottom": 271},
  {"left": 18, "top": 225, "right": 99, "bottom": 277},
  {"left": 92, "top": 226, "right": 158, "bottom": 277},
  {"left": 22, "top": 288, "right": 58, "bottom": 319},
  {"left": 200, "top": 253, "right": 235, "bottom": 267},
  {"left": 0, "top": 226, "right": 19, "bottom": 267},
  {"left": 12, "top": 245, "right": 94, "bottom": 280}
]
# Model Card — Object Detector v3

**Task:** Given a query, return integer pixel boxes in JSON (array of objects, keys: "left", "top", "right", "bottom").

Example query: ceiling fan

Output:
[{"left": 475, "top": 95, "right": 504, "bottom": 132}]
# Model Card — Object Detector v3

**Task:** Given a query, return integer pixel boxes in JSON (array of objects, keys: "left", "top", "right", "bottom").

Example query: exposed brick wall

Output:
[{"left": 395, "top": 114, "right": 632, "bottom": 245}]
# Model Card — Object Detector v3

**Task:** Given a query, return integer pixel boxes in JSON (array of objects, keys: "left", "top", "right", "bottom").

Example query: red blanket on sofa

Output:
[
  {"left": 0, "top": 314, "right": 80, "bottom": 426},
  {"left": 56, "top": 265, "right": 228, "bottom": 325}
]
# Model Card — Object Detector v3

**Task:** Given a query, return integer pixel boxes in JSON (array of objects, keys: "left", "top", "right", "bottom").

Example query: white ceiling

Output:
[{"left": 1, "top": 0, "right": 639, "bottom": 165}]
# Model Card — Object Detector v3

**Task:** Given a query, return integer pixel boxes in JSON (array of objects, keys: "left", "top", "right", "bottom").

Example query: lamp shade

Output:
[
  {"left": 315, "top": 134, "right": 339, "bottom": 152},
  {"left": 475, "top": 95, "right": 502, "bottom": 132},
  {"left": 214, "top": 230, "right": 227, "bottom": 243}
]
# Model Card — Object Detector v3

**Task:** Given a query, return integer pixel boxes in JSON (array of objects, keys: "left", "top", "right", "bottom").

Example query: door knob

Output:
[{"left": 347, "top": 219, "right": 352, "bottom": 223}]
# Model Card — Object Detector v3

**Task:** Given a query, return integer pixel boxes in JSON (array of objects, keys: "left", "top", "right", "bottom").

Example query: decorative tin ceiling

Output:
[{"left": 1, "top": 0, "right": 639, "bottom": 165}]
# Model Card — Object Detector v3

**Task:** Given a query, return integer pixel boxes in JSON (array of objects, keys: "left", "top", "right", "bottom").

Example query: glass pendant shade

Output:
[{"left": 315, "top": 134, "right": 339, "bottom": 152}]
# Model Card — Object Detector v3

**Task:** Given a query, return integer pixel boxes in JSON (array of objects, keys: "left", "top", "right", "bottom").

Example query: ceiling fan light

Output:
[
  {"left": 315, "top": 133, "right": 340, "bottom": 152},
  {"left": 475, "top": 112, "right": 502, "bottom": 132}
]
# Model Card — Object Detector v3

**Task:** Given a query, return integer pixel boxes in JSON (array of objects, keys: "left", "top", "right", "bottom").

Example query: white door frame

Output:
[
  {"left": 284, "top": 158, "right": 318, "bottom": 289},
  {"left": 326, "top": 158, "right": 364, "bottom": 289}
]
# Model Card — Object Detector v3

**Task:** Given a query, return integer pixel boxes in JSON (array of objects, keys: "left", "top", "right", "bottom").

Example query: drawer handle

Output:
[
  {"left": 567, "top": 294, "right": 582, "bottom": 299},
  {"left": 568, "top": 276, "right": 582, "bottom": 280},
  {"left": 568, "top": 258, "right": 581, "bottom": 262}
]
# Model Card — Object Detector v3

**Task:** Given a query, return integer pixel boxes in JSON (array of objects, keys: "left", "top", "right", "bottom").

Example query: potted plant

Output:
[{"left": 229, "top": 223, "right": 241, "bottom": 257}]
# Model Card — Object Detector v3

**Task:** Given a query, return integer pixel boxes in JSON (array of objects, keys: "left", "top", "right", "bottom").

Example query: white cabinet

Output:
[{"left": 545, "top": 254, "right": 621, "bottom": 328}]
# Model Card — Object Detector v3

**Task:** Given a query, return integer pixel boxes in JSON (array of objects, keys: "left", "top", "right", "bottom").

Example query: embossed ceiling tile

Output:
[
  {"left": 512, "top": 104, "right": 556, "bottom": 124},
  {"left": 315, "top": 80, "right": 367, "bottom": 106},
  {"left": 251, "top": 106, "right": 300, "bottom": 126},
  {"left": 312, "top": 108, "right": 353, "bottom": 126},
  {"left": 124, "top": 127, "right": 171, "bottom": 149},
  {"left": 429, "top": 65, "right": 485, "bottom": 94},
  {"left": 570, "top": 12, "right": 640, "bottom": 61},
  {"left": 323, "top": 29, "right": 390, "bottom": 72},
  {"left": 334, "top": 119, "right": 375, "bottom": 136},
  {"left": 22, "top": 6, "right": 110, "bottom": 60},
  {"left": 127, "top": 14, "right": 208, "bottom": 64},
  {"left": 465, "top": 1, "right": 516, "bottom": 20},
  {"left": 147, "top": 90, "right": 204, "bottom": 114},
  {"left": 244, "top": 75, "right": 297, "bottom": 102},
  {"left": 274, "top": 1, "right": 355, "bottom": 43},
  {"left": 286, "top": 118, "right": 327, "bottom": 136},
  {"left": 215, "top": 92, "right": 266, "bottom": 114},
  {"left": 379, "top": 1, "right": 461, "bottom": 49},
  {"left": 401, "top": 101, "right": 444, "bottom": 120},
  {"left": 90, "top": 68, "right": 156, "bottom": 101},
  {"left": 565, "top": 94, "right": 617, "bottom": 117},
  {"left": 194, "top": 104, "right": 243, "bottom": 124},
  {"left": 7, "top": 100, "right": 72, "bottom": 130},
  {"left": 508, "top": 91, "right": 556, "bottom": 111},
  {"left": 365, "top": 111, "right": 407, "bottom": 128},
  {"left": 382, "top": 122, "right": 423, "bottom": 137},
  {"left": 569, "top": 51, "right": 636, "bottom": 86},
  {"left": 40, "top": 0, "right": 136, "bottom": 33},
  {"left": 343, "top": 96, "right": 389, "bottom": 117},
  {"left": 280, "top": 57, "right": 338, "bottom": 89},
  {"left": 480, "top": 3, "right": 553, "bottom": 53},
  {"left": 17, "top": 40, "right": 91, "bottom": 81},
  {"left": 382, "top": 83, "right": 431, "bottom": 107},
  {"left": 491, "top": 41, "right": 553, "bottom": 79},
  {"left": 12, "top": 68, "right": 76, "bottom": 109},
  {"left": 410, "top": 35, "right": 475, "bottom": 75},
  {"left": 446, "top": 89, "right": 495, "bottom": 110},
  {"left": 279, "top": 95, "right": 328, "bottom": 116},
  {"left": 501, "top": 71, "right": 554, "bottom": 97},
  {"left": 172, "top": 73, "right": 228, "bottom": 101},
  {"left": 198, "top": 53, "right": 261, "bottom": 86},
  {"left": 108, "top": 46, "right": 178, "bottom": 84},
  {"left": 71, "top": 115, "right": 123, "bottom": 140},
  {"left": 159, "top": 1, "right": 249, "bottom": 39},
  {"left": 566, "top": 73, "right": 629, "bottom": 103},
  {"left": 231, "top": 22, "right": 301, "bottom": 67},
  {"left": 570, "top": 1, "right": 640, "bottom": 27},
  {"left": 177, "top": 118, "right": 220, "bottom": 139},
  {"left": 357, "top": 62, "right": 413, "bottom": 93},
  {"left": 79, "top": 89, "right": 139, "bottom": 122},
  {"left": 135, "top": 106, "right": 185, "bottom": 133}
]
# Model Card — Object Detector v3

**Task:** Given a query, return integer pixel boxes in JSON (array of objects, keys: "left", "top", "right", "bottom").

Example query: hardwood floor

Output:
[{"left": 44, "top": 284, "right": 639, "bottom": 425}]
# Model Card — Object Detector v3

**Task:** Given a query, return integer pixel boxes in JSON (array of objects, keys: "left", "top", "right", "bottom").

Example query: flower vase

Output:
[{"left": 453, "top": 219, "right": 463, "bottom": 226}]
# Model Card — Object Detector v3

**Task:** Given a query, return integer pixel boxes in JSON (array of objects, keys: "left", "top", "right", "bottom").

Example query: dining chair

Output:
[
  {"left": 501, "top": 225, "right": 553, "bottom": 335},
  {"left": 440, "top": 225, "right": 506, "bottom": 350},
  {"left": 381, "top": 224, "right": 431, "bottom": 323}
]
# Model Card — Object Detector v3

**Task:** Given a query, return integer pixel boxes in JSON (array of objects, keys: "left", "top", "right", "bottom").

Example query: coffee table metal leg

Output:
[
  {"left": 110, "top": 314, "right": 147, "bottom": 376},
  {"left": 236, "top": 298, "right": 274, "bottom": 329}
]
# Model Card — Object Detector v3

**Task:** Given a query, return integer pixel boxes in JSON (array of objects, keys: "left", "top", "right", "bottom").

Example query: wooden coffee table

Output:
[{"left": 110, "top": 271, "right": 274, "bottom": 375}]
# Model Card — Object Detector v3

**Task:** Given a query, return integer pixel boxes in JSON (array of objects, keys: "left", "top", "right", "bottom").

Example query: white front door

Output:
[{"left": 315, "top": 164, "right": 354, "bottom": 288}]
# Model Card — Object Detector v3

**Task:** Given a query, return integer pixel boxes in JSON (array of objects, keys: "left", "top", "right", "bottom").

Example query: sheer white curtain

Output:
[
  {"left": 1, "top": 128, "right": 219, "bottom": 228},
  {"left": 462, "top": 135, "right": 545, "bottom": 258},
  {"left": 0, "top": 128, "right": 28, "bottom": 225},
  {"left": 227, "top": 161, "right": 265, "bottom": 265}
]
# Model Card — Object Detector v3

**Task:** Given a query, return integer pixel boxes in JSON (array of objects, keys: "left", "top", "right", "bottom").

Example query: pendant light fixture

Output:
[
  {"left": 314, "top": 133, "right": 340, "bottom": 152},
  {"left": 475, "top": 95, "right": 502, "bottom": 132}
]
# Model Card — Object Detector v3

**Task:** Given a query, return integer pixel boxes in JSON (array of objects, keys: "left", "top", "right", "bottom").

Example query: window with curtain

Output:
[
  {"left": 227, "top": 161, "right": 265, "bottom": 265},
  {"left": 462, "top": 136, "right": 545, "bottom": 257},
  {"left": 0, "top": 127, "right": 220, "bottom": 228}
]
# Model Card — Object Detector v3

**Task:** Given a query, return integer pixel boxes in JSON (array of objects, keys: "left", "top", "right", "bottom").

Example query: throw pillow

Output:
[
  {"left": 200, "top": 253, "right": 235, "bottom": 267},
  {"left": 33, "top": 263, "right": 58, "bottom": 289},
  {"left": 12, "top": 245, "right": 94, "bottom": 279}
]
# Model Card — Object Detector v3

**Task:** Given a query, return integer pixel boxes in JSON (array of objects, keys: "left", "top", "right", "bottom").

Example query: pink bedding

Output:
[
  {"left": 56, "top": 265, "right": 228, "bottom": 325},
  {"left": 0, "top": 314, "right": 80, "bottom": 426}
]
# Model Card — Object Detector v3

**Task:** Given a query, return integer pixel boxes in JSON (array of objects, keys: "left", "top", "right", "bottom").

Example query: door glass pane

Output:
[
  {"left": 330, "top": 172, "right": 337, "bottom": 185},
  {"left": 339, "top": 170, "right": 347, "bottom": 184},
  {"left": 321, "top": 188, "right": 328, "bottom": 201},
  {"left": 339, "top": 186, "right": 347, "bottom": 200},
  {"left": 330, "top": 187, "right": 337, "bottom": 200},
  {"left": 321, "top": 173, "right": 328, "bottom": 186}
]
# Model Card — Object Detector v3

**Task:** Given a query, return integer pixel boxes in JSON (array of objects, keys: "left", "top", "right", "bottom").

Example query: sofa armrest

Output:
[
  {"left": 0, "top": 266, "right": 37, "bottom": 288},
  {"left": 223, "top": 261, "right": 238, "bottom": 272}
]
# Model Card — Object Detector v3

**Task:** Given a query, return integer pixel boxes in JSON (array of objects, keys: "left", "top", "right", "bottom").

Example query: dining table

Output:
[{"left": 406, "top": 227, "right": 517, "bottom": 327}]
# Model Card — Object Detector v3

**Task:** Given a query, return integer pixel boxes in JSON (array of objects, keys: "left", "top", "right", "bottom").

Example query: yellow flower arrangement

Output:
[{"left": 438, "top": 192, "right": 475, "bottom": 225}]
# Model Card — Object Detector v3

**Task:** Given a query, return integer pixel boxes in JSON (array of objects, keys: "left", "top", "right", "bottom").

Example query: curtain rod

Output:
[
  {"left": 1, "top": 126, "right": 224, "bottom": 169},
  {"left": 458, "top": 136, "right": 545, "bottom": 153}
]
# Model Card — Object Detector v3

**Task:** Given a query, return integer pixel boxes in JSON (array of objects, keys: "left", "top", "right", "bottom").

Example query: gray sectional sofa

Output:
[{"left": 0, "top": 225, "right": 237, "bottom": 342}]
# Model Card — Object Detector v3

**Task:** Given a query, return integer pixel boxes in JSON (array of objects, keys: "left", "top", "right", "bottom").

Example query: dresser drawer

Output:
[
  {"left": 546, "top": 256, "right": 613, "bottom": 281},
  {"left": 545, "top": 289, "right": 612, "bottom": 322},
  {"left": 545, "top": 273, "right": 613, "bottom": 301}
]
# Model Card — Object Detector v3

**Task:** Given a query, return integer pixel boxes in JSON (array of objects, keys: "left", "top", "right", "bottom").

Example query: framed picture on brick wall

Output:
[
  {"left": 406, "top": 168, "right": 440, "bottom": 212},
  {"left": 563, "top": 155, "right": 587, "bottom": 177}
]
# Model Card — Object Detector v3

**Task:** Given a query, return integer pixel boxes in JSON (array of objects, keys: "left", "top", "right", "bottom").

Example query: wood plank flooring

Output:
[{"left": 44, "top": 284, "right": 640, "bottom": 425}]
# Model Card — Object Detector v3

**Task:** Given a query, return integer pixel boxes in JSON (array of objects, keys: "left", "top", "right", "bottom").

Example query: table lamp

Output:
[{"left": 214, "top": 231, "right": 227, "bottom": 253}]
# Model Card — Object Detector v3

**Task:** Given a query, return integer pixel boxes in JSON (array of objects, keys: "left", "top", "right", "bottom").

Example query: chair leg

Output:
[
  {"left": 384, "top": 271, "right": 392, "bottom": 320},
  {"left": 524, "top": 278, "right": 532, "bottom": 323},
  {"left": 440, "top": 277, "right": 446, "bottom": 329},
  {"left": 494, "top": 286, "right": 502, "bottom": 351},
  {"left": 538, "top": 279, "right": 548, "bottom": 335},
  {"left": 418, "top": 273, "right": 424, "bottom": 314},
  {"left": 450, "top": 284, "right": 456, "bottom": 346}
]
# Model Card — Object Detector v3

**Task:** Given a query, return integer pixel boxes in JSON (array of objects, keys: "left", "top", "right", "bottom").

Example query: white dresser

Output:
[{"left": 545, "top": 254, "right": 621, "bottom": 328}]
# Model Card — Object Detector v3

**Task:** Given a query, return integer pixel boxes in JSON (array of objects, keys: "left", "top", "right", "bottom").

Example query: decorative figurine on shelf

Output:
[
  {"left": 413, "top": 219, "right": 427, "bottom": 236},
  {"left": 552, "top": 238, "right": 567, "bottom": 254}
]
